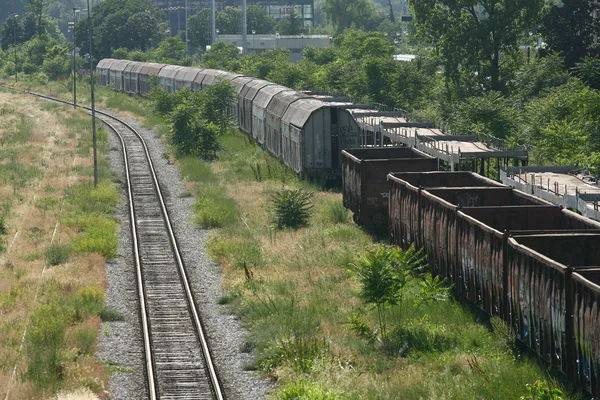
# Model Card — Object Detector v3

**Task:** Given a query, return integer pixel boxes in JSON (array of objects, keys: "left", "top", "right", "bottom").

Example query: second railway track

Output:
[{"left": 5, "top": 87, "right": 224, "bottom": 399}]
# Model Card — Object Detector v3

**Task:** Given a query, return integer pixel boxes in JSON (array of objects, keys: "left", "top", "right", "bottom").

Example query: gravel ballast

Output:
[{"left": 97, "top": 114, "right": 273, "bottom": 399}]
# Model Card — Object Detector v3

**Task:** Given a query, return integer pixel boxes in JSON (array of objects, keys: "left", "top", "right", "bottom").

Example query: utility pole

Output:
[
  {"left": 241, "top": 0, "right": 247, "bottom": 54},
  {"left": 70, "top": 8, "right": 80, "bottom": 109},
  {"left": 87, "top": 0, "right": 98, "bottom": 187},
  {"left": 211, "top": 0, "right": 216, "bottom": 45},
  {"left": 185, "top": 0, "right": 189, "bottom": 54},
  {"left": 13, "top": 14, "right": 18, "bottom": 83}
]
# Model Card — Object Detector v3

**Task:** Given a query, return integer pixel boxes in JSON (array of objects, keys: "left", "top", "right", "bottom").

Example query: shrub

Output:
[
  {"left": 45, "top": 243, "right": 70, "bottom": 266},
  {"left": 72, "top": 326, "right": 97, "bottom": 356},
  {"left": 25, "top": 301, "right": 70, "bottom": 390},
  {"left": 269, "top": 188, "right": 313, "bottom": 229},
  {"left": 72, "top": 286, "right": 105, "bottom": 321},
  {"left": 520, "top": 380, "right": 563, "bottom": 400}
]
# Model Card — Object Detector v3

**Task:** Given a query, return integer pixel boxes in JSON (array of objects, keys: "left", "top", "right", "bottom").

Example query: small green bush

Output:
[
  {"left": 45, "top": 243, "right": 70, "bottom": 266},
  {"left": 270, "top": 188, "right": 313, "bottom": 229},
  {"left": 71, "top": 286, "right": 105, "bottom": 321}
]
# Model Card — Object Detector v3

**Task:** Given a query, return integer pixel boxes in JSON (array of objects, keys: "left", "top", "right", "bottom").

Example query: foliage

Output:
[
  {"left": 269, "top": 188, "right": 313, "bottom": 229},
  {"left": 540, "top": 0, "right": 600, "bottom": 67},
  {"left": 572, "top": 56, "right": 600, "bottom": 90},
  {"left": 275, "top": 10, "right": 306, "bottom": 35},
  {"left": 25, "top": 300, "right": 69, "bottom": 390},
  {"left": 454, "top": 91, "right": 520, "bottom": 139},
  {"left": 520, "top": 380, "right": 563, "bottom": 400},
  {"left": 410, "top": 0, "right": 544, "bottom": 92},
  {"left": 153, "top": 36, "right": 186, "bottom": 62},
  {"left": 74, "top": 0, "right": 163, "bottom": 61},
  {"left": 321, "top": 0, "right": 383, "bottom": 34},
  {"left": 349, "top": 245, "right": 427, "bottom": 338},
  {"left": 187, "top": 8, "right": 212, "bottom": 50},
  {"left": 201, "top": 41, "right": 241, "bottom": 71},
  {"left": 45, "top": 243, "right": 70, "bottom": 266},
  {"left": 165, "top": 81, "right": 234, "bottom": 159}
]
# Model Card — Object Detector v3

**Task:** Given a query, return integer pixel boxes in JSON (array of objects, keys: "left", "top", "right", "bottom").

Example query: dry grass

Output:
[{"left": 0, "top": 90, "right": 111, "bottom": 399}]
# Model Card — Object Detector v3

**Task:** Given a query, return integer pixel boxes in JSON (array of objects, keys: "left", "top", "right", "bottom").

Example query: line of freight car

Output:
[
  {"left": 388, "top": 170, "right": 600, "bottom": 397},
  {"left": 341, "top": 147, "right": 438, "bottom": 230},
  {"left": 96, "top": 58, "right": 366, "bottom": 181}
]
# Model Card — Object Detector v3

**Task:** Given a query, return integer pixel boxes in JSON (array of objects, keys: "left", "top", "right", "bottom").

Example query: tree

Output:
[
  {"left": 274, "top": 10, "right": 306, "bottom": 35},
  {"left": 321, "top": 0, "right": 383, "bottom": 34},
  {"left": 154, "top": 37, "right": 186, "bottom": 62},
  {"left": 201, "top": 42, "right": 241, "bottom": 71},
  {"left": 27, "top": 0, "right": 45, "bottom": 37},
  {"left": 410, "top": 0, "right": 544, "bottom": 92},
  {"left": 187, "top": 8, "right": 211, "bottom": 50},
  {"left": 0, "top": 15, "right": 24, "bottom": 50},
  {"left": 74, "top": 0, "right": 163, "bottom": 61},
  {"left": 247, "top": 5, "right": 275, "bottom": 34},
  {"left": 217, "top": 6, "right": 241, "bottom": 34},
  {"left": 540, "top": 0, "right": 600, "bottom": 68}
]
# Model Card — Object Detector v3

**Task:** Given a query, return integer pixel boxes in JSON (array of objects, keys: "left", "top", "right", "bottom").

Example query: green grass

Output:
[
  {"left": 62, "top": 181, "right": 119, "bottom": 258},
  {"left": 192, "top": 188, "right": 239, "bottom": 228}
]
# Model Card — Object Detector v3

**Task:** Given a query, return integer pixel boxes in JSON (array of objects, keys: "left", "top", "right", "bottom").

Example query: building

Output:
[
  {"left": 152, "top": 0, "right": 315, "bottom": 36},
  {"left": 212, "top": 33, "right": 330, "bottom": 62}
]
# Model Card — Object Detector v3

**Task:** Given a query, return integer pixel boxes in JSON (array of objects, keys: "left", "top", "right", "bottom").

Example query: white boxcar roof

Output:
[
  {"left": 110, "top": 59, "right": 133, "bottom": 73},
  {"left": 267, "top": 91, "right": 309, "bottom": 118},
  {"left": 97, "top": 58, "right": 116, "bottom": 70},
  {"left": 199, "top": 69, "right": 229, "bottom": 86},
  {"left": 240, "top": 79, "right": 273, "bottom": 101},
  {"left": 282, "top": 98, "right": 327, "bottom": 129},
  {"left": 175, "top": 67, "right": 203, "bottom": 84},
  {"left": 229, "top": 76, "right": 254, "bottom": 94},
  {"left": 123, "top": 61, "right": 141, "bottom": 74},
  {"left": 139, "top": 63, "right": 167, "bottom": 76},
  {"left": 130, "top": 62, "right": 146, "bottom": 74},
  {"left": 252, "top": 85, "right": 289, "bottom": 109},
  {"left": 158, "top": 65, "right": 186, "bottom": 79}
]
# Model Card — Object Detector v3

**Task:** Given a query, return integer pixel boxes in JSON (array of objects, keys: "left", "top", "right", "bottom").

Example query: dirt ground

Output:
[{"left": 0, "top": 91, "right": 109, "bottom": 399}]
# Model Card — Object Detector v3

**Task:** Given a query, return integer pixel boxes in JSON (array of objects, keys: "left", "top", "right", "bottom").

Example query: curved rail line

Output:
[{"left": 1, "top": 85, "right": 224, "bottom": 400}]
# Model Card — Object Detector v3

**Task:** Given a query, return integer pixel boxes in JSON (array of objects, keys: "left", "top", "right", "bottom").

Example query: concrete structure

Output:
[
  {"left": 501, "top": 166, "right": 600, "bottom": 221},
  {"left": 212, "top": 34, "right": 331, "bottom": 62}
]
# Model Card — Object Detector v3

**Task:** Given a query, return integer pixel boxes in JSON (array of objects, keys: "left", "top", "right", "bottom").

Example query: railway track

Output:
[{"left": 2, "top": 86, "right": 224, "bottom": 399}]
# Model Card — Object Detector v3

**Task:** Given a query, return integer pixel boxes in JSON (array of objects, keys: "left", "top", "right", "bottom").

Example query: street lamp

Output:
[
  {"left": 70, "top": 8, "right": 80, "bottom": 109},
  {"left": 252, "top": 30, "right": 255, "bottom": 52},
  {"left": 86, "top": 0, "right": 98, "bottom": 187},
  {"left": 13, "top": 14, "right": 18, "bottom": 83}
]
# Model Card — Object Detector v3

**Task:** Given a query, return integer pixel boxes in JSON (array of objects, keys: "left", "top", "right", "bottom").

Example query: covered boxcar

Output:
[
  {"left": 138, "top": 63, "right": 166, "bottom": 95},
  {"left": 123, "top": 61, "right": 142, "bottom": 94},
  {"left": 109, "top": 60, "right": 133, "bottom": 92},
  {"left": 265, "top": 91, "right": 308, "bottom": 159},
  {"left": 158, "top": 65, "right": 186, "bottom": 93},
  {"left": 239, "top": 79, "right": 273, "bottom": 135},
  {"left": 252, "top": 85, "right": 289, "bottom": 145},
  {"left": 96, "top": 58, "right": 116, "bottom": 87}
]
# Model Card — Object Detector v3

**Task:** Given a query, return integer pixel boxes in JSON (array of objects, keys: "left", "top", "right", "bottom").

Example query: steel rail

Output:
[{"left": 1, "top": 85, "right": 224, "bottom": 399}]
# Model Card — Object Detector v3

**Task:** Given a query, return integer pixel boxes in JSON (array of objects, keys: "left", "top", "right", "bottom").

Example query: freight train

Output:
[
  {"left": 96, "top": 58, "right": 369, "bottom": 180},
  {"left": 344, "top": 145, "right": 600, "bottom": 397},
  {"left": 97, "top": 59, "right": 600, "bottom": 396}
]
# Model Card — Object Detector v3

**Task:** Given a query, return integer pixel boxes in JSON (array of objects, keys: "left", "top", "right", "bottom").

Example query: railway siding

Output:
[{"left": 388, "top": 170, "right": 600, "bottom": 396}]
